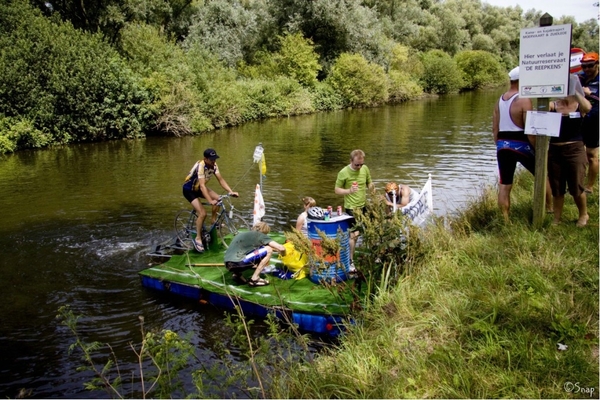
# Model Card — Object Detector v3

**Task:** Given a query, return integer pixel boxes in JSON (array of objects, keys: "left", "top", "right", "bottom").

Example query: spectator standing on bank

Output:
[
  {"left": 492, "top": 67, "right": 553, "bottom": 221},
  {"left": 548, "top": 80, "right": 592, "bottom": 227},
  {"left": 578, "top": 52, "right": 599, "bottom": 193}
]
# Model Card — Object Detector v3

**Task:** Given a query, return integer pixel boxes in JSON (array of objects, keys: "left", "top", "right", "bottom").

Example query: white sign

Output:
[
  {"left": 524, "top": 111, "right": 562, "bottom": 137},
  {"left": 519, "top": 24, "right": 572, "bottom": 98}
]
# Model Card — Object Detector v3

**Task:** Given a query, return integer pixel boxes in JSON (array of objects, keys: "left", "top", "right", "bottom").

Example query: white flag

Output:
[
  {"left": 400, "top": 175, "right": 433, "bottom": 227},
  {"left": 253, "top": 184, "right": 265, "bottom": 225}
]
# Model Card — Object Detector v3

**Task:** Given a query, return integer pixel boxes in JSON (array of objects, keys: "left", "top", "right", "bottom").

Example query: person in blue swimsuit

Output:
[
  {"left": 183, "top": 148, "right": 239, "bottom": 252},
  {"left": 492, "top": 66, "right": 552, "bottom": 221}
]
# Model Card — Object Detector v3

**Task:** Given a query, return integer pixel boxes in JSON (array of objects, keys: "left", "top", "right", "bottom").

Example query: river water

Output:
[{"left": 0, "top": 88, "right": 504, "bottom": 398}]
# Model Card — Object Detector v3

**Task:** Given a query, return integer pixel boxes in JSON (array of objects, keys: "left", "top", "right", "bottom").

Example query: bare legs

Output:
[
  {"left": 585, "top": 147, "right": 599, "bottom": 193},
  {"left": 498, "top": 183, "right": 512, "bottom": 222},
  {"left": 250, "top": 247, "right": 273, "bottom": 281},
  {"left": 349, "top": 230, "right": 359, "bottom": 265},
  {"left": 552, "top": 192, "right": 588, "bottom": 227},
  {"left": 191, "top": 198, "right": 207, "bottom": 248},
  {"left": 499, "top": 179, "right": 554, "bottom": 221}
]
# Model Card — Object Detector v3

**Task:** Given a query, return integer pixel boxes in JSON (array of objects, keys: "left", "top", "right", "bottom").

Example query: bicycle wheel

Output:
[
  {"left": 217, "top": 212, "right": 250, "bottom": 248},
  {"left": 174, "top": 209, "right": 197, "bottom": 248}
]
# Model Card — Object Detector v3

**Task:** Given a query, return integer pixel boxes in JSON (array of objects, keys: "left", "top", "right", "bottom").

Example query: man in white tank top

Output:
[{"left": 492, "top": 67, "right": 552, "bottom": 221}]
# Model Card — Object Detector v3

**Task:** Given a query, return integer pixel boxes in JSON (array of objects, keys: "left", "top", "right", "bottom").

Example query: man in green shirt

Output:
[
  {"left": 334, "top": 149, "right": 374, "bottom": 268},
  {"left": 224, "top": 222, "right": 286, "bottom": 287}
]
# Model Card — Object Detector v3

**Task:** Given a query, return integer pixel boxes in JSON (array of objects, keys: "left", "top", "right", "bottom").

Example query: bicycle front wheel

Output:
[
  {"left": 218, "top": 213, "right": 250, "bottom": 248},
  {"left": 174, "top": 209, "right": 197, "bottom": 249}
]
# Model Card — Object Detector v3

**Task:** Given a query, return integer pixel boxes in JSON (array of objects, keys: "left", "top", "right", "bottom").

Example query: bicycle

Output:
[{"left": 174, "top": 194, "right": 250, "bottom": 250}]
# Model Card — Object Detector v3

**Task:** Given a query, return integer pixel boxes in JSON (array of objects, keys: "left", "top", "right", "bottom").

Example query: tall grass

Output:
[{"left": 272, "top": 173, "right": 599, "bottom": 398}]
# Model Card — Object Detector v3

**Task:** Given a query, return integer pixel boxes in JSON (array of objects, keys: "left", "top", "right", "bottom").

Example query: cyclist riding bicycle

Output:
[{"left": 183, "top": 148, "right": 239, "bottom": 252}]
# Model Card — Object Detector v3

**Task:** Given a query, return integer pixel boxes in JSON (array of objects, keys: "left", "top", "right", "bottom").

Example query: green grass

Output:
[{"left": 271, "top": 172, "right": 599, "bottom": 398}]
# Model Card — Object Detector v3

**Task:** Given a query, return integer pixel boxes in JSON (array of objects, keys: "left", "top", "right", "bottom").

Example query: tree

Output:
[
  {"left": 326, "top": 53, "right": 389, "bottom": 107},
  {"left": 183, "top": 0, "right": 263, "bottom": 67},
  {"left": 454, "top": 50, "right": 506, "bottom": 90},
  {"left": 420, "top": 50, "right": 463, "bottom": 94}
]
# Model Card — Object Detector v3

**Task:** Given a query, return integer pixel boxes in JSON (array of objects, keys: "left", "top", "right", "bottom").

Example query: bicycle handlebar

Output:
[{"left": 214, "top": 193, "right": 239, "bottom": 206}]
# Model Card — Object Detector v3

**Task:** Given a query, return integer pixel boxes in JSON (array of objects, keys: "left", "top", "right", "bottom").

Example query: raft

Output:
[{"left": 139, "top": 231, "right": 364, "bottom": 336}]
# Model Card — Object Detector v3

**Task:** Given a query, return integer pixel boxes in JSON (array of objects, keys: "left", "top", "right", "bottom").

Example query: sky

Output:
[{"left": 482, "top": 0, "right": 599, "bottom": 23}]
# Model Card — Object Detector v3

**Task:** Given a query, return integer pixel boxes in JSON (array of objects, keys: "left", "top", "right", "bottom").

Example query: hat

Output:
[
  {"left": 508, "top": 66, "right": 519, "bottom": 81},
  {"left": 581, "top": 52, "right": 599, "bottom": 63},
  {"left": 203, "top": 148, "right": 220, "bottom": 160}
]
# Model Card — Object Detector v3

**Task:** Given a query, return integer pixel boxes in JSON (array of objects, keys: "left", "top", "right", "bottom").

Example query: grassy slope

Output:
[{"left": 274, "top": 172, "right": 599, "bottom": 398}]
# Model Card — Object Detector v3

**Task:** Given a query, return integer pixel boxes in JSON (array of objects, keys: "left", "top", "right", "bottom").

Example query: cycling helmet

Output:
[{"left": 307, "top": 206, "right": 325, "bottom": 220}]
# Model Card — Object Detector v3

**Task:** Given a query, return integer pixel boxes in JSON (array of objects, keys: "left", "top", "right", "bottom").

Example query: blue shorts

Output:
[
  {"left": 496, "top": 140, "right": 535, "bottom": 185},
  {"left": 225, "top": 247, "right": 268, "bottom": 272}
]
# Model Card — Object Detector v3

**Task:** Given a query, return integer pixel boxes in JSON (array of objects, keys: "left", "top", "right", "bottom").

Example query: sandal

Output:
[
  {"left": 232, "top": 274, "right": 247, "bottom": 284},
  {"left": 248, "top": 277, "right": 270, "bottom": 287},
  {"left": 192, "top": 240, "right": 205, "bottom": 253}
]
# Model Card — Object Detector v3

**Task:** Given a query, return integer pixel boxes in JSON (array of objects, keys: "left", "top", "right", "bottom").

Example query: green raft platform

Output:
[{"left": 140, "top": 232, "right": 364, "bottom": 336}]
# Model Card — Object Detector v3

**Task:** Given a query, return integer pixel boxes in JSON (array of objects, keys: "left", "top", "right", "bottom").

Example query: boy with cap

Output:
[
  {"left": 183, "top": 148, "right": 239, "bottom": 252},
  {"left": 578, "top": 52, "right": 599, "bottom": 193}
]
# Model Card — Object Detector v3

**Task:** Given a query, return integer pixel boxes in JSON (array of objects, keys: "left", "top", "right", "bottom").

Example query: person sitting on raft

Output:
[
  {"left": 296, "top": 196, "right": 316, "bottom": 237},
  {"left": 383, "top": 182, "right": 413, "bottom": 210},
  {"left": 224, "top": 221, "right": 286, "bottom": 287}
]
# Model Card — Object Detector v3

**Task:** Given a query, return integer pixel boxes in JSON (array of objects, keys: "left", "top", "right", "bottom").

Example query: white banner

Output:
[{"left": 399, "top": 175, "right": 433, "bottom": 227}]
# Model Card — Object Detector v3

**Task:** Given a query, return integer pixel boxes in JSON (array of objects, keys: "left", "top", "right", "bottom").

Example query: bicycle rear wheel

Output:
[
  {"left": 174, "top": 210, "right": 197, "bottom": 249},
  {"left": 217, "top": 213, "right": 250, "bottom": 248}
]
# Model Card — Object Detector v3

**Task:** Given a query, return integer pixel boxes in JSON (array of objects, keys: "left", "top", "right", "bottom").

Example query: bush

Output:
[
  {"left": 0, "top": 116, "right": 51, "bottom": 153},
  {"left": 310, "top": 82, "right": 344, "bottom": 111},
  {"left": 454, "top": 50, "right": 506, "bottom": 90},
  {"left": 419, "top": 49, "right": 463, "bottom": 94},
  {"left": 239, "top": 33, "right": 321, "bottom": 88},
  {"left": 0, "top": 1, "right": 153, "bottom": 150},
  {"left": 326, "top": 53, "right": 389, "bottom": 107},
  {"left": 120, "top": 23, "right": 210, "bottom": 135},
  {"left": 238, "top": 77, "right": 314, "bottom": 121},
  {"left": 388, "top": 70, "right": 423, "bottom": 102}
]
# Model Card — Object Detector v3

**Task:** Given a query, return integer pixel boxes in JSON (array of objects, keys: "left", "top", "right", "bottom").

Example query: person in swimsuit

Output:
[
  {"left": 182, "top": 148, "right": 239, "bottom": 252},
  {"left": 296, "top": 197, "right": 316, "bottom": 236},
  {"left": 383, "top": 182, "right": 413, "bottom": 211},
  {"left": 548, "top": 87, "right": 592, "bottom": 227},
  {"left": 492, "top": 66, "right": 552, "bottom": 221}
]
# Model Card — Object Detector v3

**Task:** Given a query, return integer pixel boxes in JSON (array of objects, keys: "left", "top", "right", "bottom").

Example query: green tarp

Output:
[{"left": 139, "top": 234, "right": 364, "bottom": 316}]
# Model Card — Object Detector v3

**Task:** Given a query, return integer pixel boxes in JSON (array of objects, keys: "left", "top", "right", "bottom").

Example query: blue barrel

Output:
[{"left": 307, "top": 215, "right": 353, "bottom": 284}]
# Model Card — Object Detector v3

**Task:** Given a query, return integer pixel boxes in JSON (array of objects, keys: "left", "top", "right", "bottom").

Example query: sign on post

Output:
[{"left": 519, "top": 24, "right": 572, "bottom": 98}]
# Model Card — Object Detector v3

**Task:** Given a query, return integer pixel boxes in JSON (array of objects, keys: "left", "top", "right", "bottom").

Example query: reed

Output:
[{"left": 271, "top": 172, "right": 599, "bottom": 398}]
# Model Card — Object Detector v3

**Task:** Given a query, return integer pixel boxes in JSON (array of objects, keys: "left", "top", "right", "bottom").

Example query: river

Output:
[{"left": 0, "top": 88, "right": 504, "bottom": 398}]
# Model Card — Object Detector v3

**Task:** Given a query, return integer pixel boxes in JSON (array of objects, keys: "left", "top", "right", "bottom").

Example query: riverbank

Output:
[{"left": 270, "top": 172, "right": 599, "bottom": 398}]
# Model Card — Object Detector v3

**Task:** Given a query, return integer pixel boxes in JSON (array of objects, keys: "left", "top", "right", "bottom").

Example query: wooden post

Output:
[{"left": 532, "top": 13, "right": 553, "bottom": 228}]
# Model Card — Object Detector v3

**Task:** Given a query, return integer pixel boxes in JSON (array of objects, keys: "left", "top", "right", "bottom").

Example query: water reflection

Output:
[{"left": 0, "top": 88, "right": 504, "bottom": 398}]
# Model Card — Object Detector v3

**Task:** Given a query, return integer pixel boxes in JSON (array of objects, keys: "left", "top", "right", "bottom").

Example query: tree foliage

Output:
[
  {"left": 0, "top": 0, "right": 153, "bottom": 151},
  {"left": 0, "top": 0, "right": 598, "bottom": 153},
  {"left": 420, "top": 50, "right": 463, "bottom": 94},
  {"left": 240, "top": 33, "right": 321, "bottom": 87},
  {"left": 454, "top": 50, "right": 506, "bottom": 90},
  {"left": 326, "top": 53, "right": 389, "bottom": 107}
]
